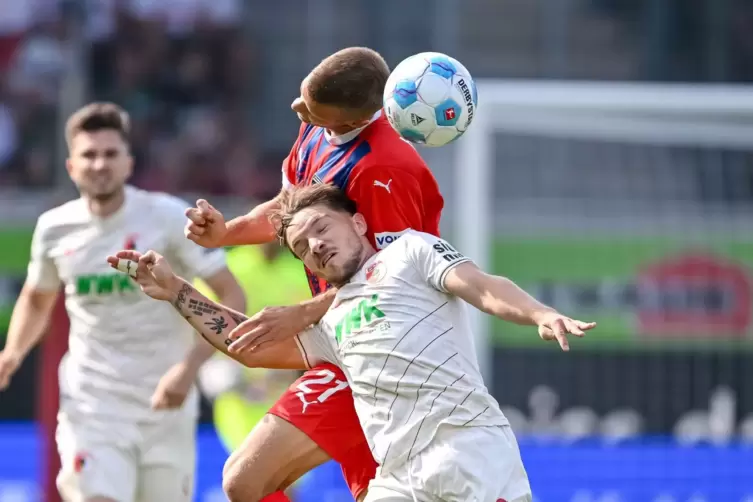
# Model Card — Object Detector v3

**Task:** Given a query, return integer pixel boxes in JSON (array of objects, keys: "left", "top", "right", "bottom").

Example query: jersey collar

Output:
[{"left": 324, "top": 110, "right": 382, "bottom": 145}]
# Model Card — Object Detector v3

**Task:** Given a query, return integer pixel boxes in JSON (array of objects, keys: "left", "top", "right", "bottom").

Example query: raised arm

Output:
[
  {"left": 107, "top": 251, "right": 308, "bottom": 370},
  {"left": 185, "top": 197, "right": 281, "bottom": 248}
]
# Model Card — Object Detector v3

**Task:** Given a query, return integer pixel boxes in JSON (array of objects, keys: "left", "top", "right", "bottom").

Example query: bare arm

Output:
[
  {"left": 0, "top": 283, "right": 59, "bottom": 389},
  {"left": 220, "top": 198, "right": 281, "bottom": 247},
  {"left": 442, "top": 261, "right": 595, "bottom": 350},
  {"left": 295, "top": 288, "right": 337, "bottom": 325},
  {"left": 167, "top": 278, "right": 306, "bottom": 370},
  {"left": 180, "top": 268, "right": 246, "bottom": 373},
  {"left": 225, "top": 287, "right": 337, "bottom": 354},
  {"left": 443, "top": 262, "right": 554, "bottom": 325},
  {"left": 185, "top": 197, "right": 282, "bottom": 249}
]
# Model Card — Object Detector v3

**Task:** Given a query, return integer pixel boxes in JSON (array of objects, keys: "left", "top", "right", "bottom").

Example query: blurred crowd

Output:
[{"left": 0, "top": 0, "right": 281, "bottom": 198}]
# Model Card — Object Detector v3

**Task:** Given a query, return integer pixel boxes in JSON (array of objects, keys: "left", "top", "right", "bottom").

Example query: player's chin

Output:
[
  {"left": 323, "top": 267, "right": 346, "bottom": 287},
  {"left": 88, "top": 183, "right": 122, "bottom": 201}
]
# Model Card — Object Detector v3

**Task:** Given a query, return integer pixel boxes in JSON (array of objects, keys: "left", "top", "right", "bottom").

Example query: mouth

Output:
[{"left": 321, "top": 252, "right": 336, "bottom": 268}]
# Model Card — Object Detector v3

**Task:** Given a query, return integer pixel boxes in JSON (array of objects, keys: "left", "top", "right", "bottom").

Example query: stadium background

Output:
[{"left": 1, "top": 0, "right": 753, "bottom": 500}]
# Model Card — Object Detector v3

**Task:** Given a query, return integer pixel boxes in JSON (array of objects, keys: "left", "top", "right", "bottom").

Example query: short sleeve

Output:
[
  {"left": 281, "top": 171, "right": 292, "bottom": 189},
  {"left": 159, "top": 195, "right": 228, "bottom": 279},
  {"left": 295, "top": 325, "right": 337, "bottom": 369},
  {"left": 405, "top": 232, "right": 472, "bottom": 292},
  {"left": 282, "top": 122, "right": 313, "bottom": 189},
  {"left": 26, "top": 216, "right": 61, "bottom": 291}
]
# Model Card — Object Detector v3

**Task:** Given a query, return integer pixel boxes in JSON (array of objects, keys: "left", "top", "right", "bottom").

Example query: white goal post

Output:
[{"left": 456, "top": 80, "right": 753, "bottom": 383}]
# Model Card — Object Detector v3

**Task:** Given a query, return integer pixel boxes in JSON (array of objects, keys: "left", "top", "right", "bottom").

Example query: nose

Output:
[
  {"left": 91, "top": 155, "right": 109, "bottom": 171},
  {"left": 309, "top": 237, "right": 325, "bottom": 255},
  {"left": 291, "top": 96, "right": 305, "bottom": 112}
]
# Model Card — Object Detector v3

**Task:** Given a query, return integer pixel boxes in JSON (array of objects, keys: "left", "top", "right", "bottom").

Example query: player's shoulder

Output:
[
  {"left": 131, "top": 186, "right": 188, "bottom": 210},
  {"left": 355, "top": 119, "right": 431, "bottom": 174},
  {"left": 35, "top": 197, "right": 87, "bottom": 232},
  {"left": 382, "top": 230, "right": 435, "bottom": 256},
  {"left": 128, "top": 187, "right": 192, "bottom": 223}
]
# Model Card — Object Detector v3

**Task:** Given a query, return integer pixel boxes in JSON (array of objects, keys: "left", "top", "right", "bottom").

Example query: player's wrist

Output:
[
  {"left": 165, "top": 275, "right": 185, "bottom": 304},
  {"left": 531, "top": 307, "right": 559, "bottom": 326},
  {"left": 0, "top": 349, "right": 24, "bottom": 368}
]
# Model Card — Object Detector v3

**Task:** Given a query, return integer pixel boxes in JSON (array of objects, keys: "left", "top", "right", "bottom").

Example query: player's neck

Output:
[
  {"left": 84, "top": 188, "right": 126, "bottom": 218},
  {"left": 357, "top": 247, "right": 377, "bottom": 271}
]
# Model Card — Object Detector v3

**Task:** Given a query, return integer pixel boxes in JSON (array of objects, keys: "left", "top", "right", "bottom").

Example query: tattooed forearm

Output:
[
  {"left": 228, "top": 311, "right": 248, "bottom": 325},
  {"left": 189, "top": 299, "right": 220, "bottom": 317},
  {"left": 173, "top": 283, "right": 193, "bottom": 319},
  {"left": 169, "top": 279, "right": 248, "bottom": 352},
  {"left": 173, "top": 283, "right": 191, "bottom": 310},
  {"left": 206, "top": 316, "right": 229, "bottom": 335}
]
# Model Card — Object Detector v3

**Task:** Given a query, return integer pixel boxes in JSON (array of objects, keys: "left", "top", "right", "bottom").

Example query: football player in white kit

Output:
[
  {"left": 108, "top": 183, "right": 596, "bottom": 502},
  {"left": 0, "top": 103, "right": 245, "bottom": 502}
]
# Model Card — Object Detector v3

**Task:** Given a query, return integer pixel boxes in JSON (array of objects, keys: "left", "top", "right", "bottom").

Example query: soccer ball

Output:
[{"left": 383, "top": 52, "right": 478, "bottom": 147}]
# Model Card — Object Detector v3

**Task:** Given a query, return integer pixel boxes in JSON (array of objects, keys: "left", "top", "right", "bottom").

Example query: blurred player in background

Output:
[
  {"left": 193, "top": 237, "right": 310, "bottom": 500},
  {"left": 184, "top": 47, "right": 444, "bottom": 501},
  {"left": 0, "top": 103, "right": 245, "bottom": 502},
  {"left": 110, "top": 182, "right": 595, "bottom": 502}
]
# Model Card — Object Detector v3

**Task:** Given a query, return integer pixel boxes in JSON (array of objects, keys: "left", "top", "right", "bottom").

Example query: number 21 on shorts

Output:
[{"left": 295, "top": 368, "right": 349, "bottom": 413}]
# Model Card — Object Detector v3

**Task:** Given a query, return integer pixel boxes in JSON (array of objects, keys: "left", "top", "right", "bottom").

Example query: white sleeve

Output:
[
  {"left": 26, "top": 216, "right": 60, "bottom": 291},
  {"left": 281, "top": 171, "right": 292, "bottom": 189},
  {"left": 160, "top": 195, "right": 228, "bottom": 279},
  {"left": 405, "top": 232, "right": 472, "bottom": 292},
  {"left": 295, "top": 325, "right": 337, "bottom": 369}
]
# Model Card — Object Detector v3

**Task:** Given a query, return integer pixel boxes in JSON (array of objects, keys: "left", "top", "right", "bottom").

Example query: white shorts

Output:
[
  {"left": 55, "top": 410, "right": 196, "bottom": 502},
  {"left": 365, "top": 425, "right": 531, "bottom": 502}
]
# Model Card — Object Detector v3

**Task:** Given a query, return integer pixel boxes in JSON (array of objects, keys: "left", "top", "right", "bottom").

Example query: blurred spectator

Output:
[{"left": 1, "top": 0, "right": 267, "bottom": 197}]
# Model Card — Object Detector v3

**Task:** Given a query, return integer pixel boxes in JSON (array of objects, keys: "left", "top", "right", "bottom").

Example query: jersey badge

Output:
[
  {"left": 123, "top": 234, "right": 138, "bottom": 251},
  {"left": 366, "top": 261, "right": 387, "bottom": 284},
  {"left": 73, "top": 451, "right": 88, "bottom": 473}
]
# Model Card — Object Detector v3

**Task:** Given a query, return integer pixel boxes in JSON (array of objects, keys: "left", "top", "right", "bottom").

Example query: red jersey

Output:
[{"left": 282, "top": 112, "right": 444, "bottom": 295}]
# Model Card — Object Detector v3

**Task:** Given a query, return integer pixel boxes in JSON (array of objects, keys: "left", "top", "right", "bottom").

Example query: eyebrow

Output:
[{"left": 290, "top": 214, "right": 324, "bottom": 254}]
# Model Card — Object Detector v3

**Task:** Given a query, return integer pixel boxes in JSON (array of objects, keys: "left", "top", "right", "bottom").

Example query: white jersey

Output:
[
  {"left": 296, "top": 230, "right": 508, "bottom": 473},
  {"left": 27, "top": 186, "right": 227, "bottom": 422}
]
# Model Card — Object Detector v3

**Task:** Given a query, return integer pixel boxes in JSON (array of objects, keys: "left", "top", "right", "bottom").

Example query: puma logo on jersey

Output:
[
  {"left": 295, "top": 390, "right": 318, "bottom": 413},
  {"left": 373, "top": 179, "right": 392, "bottom": 193}
]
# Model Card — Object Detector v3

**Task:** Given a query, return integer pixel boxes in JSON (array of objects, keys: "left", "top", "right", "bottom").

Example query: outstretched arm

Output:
[
  {"left": 167, "top": 278, "right": 305, "bottom": 369},
  {"left": 444, "top": 263, "right": 596, "bottom": 351},
  {"left": 185, "top": 197, "right": 281, "bottom": 249},
  {"left": 406, "top": 233, "right": 596, "bottom": 351},
  {"left": 107, "top": 251, "right": 307, "bottom": 370},
  {"left": 220, "top": 198, "right": 281, "bottom": 246}
]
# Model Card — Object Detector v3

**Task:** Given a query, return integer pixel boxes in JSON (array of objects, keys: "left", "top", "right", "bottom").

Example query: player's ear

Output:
[
  {"left": 347, "top": 117, "right": 371, "bottom": 129},
  {"left": 352, "top": 213, "right": 368, "bottom": 236},
  {"left": 124, "top": 151, "right": 134, "bottom": 180}
]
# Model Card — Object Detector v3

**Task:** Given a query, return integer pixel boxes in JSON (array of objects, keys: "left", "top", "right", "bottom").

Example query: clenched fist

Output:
[{"left": 184, "top": 199, "right": 227, "bottom": 248}]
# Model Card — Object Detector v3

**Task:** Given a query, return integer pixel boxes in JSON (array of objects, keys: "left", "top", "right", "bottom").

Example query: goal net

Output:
[{"left": 457, "top": 81, "right": 753, "bottom": 383}]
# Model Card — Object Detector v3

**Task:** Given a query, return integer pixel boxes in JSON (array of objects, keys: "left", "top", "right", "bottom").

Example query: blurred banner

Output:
[
  {"left": 492, "top": 237, "right": 753, "bottom": 348},
  {"left": 0, "top": 228, "right": 29, "bottom": 334},
  {"left": 1, "top": 424, "right": 752, "bottom": 502}
]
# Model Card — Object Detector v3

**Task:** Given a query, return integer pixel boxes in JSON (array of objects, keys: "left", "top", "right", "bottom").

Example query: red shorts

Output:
[{"left": 268, "top": 362, "right": 377, "bottom": 499}]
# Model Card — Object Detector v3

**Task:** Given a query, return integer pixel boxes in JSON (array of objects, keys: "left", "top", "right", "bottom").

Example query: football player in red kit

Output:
[{"left": 185, "top": 47, "right": 443, "bottom": 502}]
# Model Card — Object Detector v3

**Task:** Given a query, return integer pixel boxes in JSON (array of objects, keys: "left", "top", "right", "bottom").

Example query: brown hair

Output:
[
  {"left": 273, "top": 184, "right": 358, "bottom": 249},
  {"left": 65, "top": 102, "right": 131, "bottom": 148},
  {"left": 306, "top": 47, "right": 390, "bottom": 117}
]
